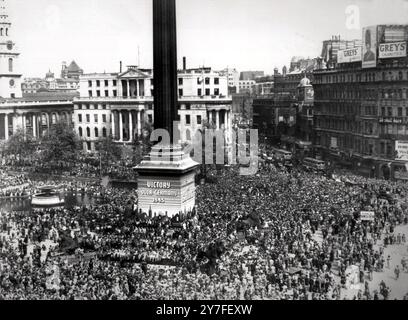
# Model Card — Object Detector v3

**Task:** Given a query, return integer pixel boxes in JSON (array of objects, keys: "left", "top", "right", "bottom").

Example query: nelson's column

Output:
[{"left": 135, "top": 0, "right": 199, "bottom": 217}]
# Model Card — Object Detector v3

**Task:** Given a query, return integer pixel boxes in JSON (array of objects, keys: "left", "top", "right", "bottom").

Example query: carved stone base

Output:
[{"left": 135, "top": 144, "right": 199, "bottom": 217}]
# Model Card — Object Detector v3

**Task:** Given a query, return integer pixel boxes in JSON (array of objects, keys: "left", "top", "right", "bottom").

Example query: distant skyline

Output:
[{"left": 7, "top": 0, "right": 408, "bottom": 78}]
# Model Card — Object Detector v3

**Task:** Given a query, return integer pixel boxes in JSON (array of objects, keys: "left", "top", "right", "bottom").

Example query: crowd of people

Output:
[{"left": 0, "top": 151, "right": 408, "bottom": 300}]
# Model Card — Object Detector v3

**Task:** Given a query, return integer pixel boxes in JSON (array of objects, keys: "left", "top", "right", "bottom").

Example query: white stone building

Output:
[{"left": 74, "top": 66, "right": 232, "bottom": 152}]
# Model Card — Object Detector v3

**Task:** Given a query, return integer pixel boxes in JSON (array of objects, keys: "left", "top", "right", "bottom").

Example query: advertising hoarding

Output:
[
  {"left": 337, "top": 47, "right": 362, "bottom": 63},
  {"left": 379, "top": 41, "right": 407, "bottom": 58},
  {"left": 362, "top": 26, "right": 377, "bottom": 68},
  {"left": 395, "top": 140, "right": 408, "bottom": 161}
]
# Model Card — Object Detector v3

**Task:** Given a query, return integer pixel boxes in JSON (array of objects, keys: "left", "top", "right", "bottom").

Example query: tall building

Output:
[
  {"left": 219, "top": 67, "right": 240, "bottom": 93},
  {"left": 314, "top": 24, "right": 408, "bottom": 180},
  {"left": 0, "top": 0, "right": 22, "bottom": 99}
]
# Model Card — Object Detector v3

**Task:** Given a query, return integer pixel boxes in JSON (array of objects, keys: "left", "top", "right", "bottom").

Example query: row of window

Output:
[
  {"left": 78, "top": 126, "right": 108, "bottom": 138},
  {"left": 316, "top": 86, "right": 408, "bottom": 100},
  {"left": 184, "top": 115, "right": 202, "bottom": 126},
  {"left": 78, "top": 104, "right": 107, "bottom": 110},
  {"left": 88, "top": 80, "right": 117, "bottom": 87},
  {"left": 315, "top": 104, "right": 408, "bottom": 117},
  {"left": 178, "top": 77, "right": 219, "bottom": 86},
  {"left": 0, "top": 28, "right": 9, "bottom": 36},
  {"left": 190, "top": 88, "right": 220, "bottom": 97},
  {"left": 315, "top": 70, "right": 408, "bottom": 84},
  {"left": 78, "top": 114, "right": 108, "bottom": 124},
  {"left": 88, "top": 90, "right": 118, "bottom": 98},
  {"left": 316, "top": 121, "right": 408, "bottom": 138}
]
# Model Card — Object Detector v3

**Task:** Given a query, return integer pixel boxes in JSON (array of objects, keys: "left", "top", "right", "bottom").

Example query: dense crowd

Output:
[{"left": 0, "top": 158, "right": 408, "bottom": 300}]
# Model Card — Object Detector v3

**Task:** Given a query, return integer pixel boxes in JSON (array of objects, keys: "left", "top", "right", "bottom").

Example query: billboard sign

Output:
[
  {"left": 330, "top": 137, "right": 338, "bottom": 149},
  {"left": 360, "top": 211, "right": 375, "bottom": 221},
  {"left": 395, "top": 140, "right": 408, "bottom": 161},
  {"left": 337, "top": 47, "right": 362, "bottom": 63},
  {"left": 363, "top": 26, "right": 377, "bottom": 68},
  {"left": 379, "top": 41, "right": 407, "bottom": 59}
]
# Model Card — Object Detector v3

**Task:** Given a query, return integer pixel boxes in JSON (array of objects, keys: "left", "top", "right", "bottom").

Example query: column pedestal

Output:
[{"left": 135, "top": 144, "right": 199, "bottom": 217}]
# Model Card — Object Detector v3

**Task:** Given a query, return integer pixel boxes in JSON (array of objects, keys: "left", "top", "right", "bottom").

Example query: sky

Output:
[{"left": 7, "top": 0, "right": 408, "bottom": 78}]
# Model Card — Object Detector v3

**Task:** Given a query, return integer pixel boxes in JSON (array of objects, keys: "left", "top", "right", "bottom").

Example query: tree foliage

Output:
[
  {"left": 4, "top": 128, "right": 36, "bottom": 161},
  {"left": 37, "top": 122, "right": 81, "bottom": 165},
  {"left": 95, "top": 135, "right": 123, "bottom": 166}
]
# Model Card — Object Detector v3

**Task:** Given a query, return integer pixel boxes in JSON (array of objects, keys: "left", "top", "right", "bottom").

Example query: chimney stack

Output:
[
  {"left": 183, "top": 57, "right": 186, "bottom": 70},
  {"left": 120, "top": 61, "right": 123, "bottom": 73}
]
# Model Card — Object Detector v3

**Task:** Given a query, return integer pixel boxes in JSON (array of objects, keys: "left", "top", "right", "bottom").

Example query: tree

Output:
[
  {"left": 95, "top": 135, "right": 123, "bottom": 170},
  {"left": 4, "top": 129, "right": 36, "bottom": 164},
  {"left": 131, "top": 123, "right": 154, "bottom": 164},
  {"left": 37, "top": 122, "right": 81, "bottom": 167}
]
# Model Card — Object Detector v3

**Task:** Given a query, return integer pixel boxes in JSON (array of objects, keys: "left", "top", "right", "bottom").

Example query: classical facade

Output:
[
  {"left": 0, "top": 0, "right": 22, "bottom": 99},
  {"left": 74, "top": 66, "right": 232, "bottom": 151},
  {"left": 0, "top": 93, "right": 74, "bottom": 141}
]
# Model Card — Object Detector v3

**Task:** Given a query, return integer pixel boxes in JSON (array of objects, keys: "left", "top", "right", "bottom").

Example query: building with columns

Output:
[
  {"left": 0, "top": 92, "right": 75, "bottom": 142},
  {"left": 0, "top": 0, "right": 22, "bottom": 99},
  {"left": 74, "top": 65, "right": 232, "bottom": 152}
]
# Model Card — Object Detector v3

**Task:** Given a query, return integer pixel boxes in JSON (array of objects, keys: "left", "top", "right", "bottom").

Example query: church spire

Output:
[{"left": 0, "top": 0, "right": 9, "bottom": 19}]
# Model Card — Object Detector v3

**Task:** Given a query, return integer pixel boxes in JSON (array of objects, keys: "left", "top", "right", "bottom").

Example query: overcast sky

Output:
[{"left": 7, "top": 0, "right": 408, "bottom": 77}]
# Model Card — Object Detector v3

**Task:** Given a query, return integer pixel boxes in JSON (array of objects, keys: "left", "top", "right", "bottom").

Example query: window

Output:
[
  {"left": 214, "top": 88, "right": 220, "bottom": 96},
  {"left": 398, "top": 107, "right": 403, "bottom": 117},
  {"left": 89, "top": 91, "right": 93, "bottom": 97},
  {"left": 113, "top": 80, "right": 117, "bottom": 86},
  {"left": 113, "top": 90, "right": 117, "bottom": 97},
  {"left": 104, "top": 80, "right": 109, "bottom": 87},
  {"left": 86, "top": 142, "right": 91, "bottom": 151},
  {"left": 205, "top": 78, "right": 210, "bottom": 85},
  {"left": 8, "top": 58, "right": 13, "bottom": 72},
  {"left": 86, "top": 114, "right": 90, "bottom": 123},
  {"left": 185, "top": 115, "right": 191, "bottom": 125},
  {"left": 78, "top": 127, "right": 83, "bottom": 137},
  {"left": 214, "top": 78, "right": 219, "bottom": 85},
  {"left": 197, "top": 115, "right": 202, "bottom": 125},
  {"left": 102, "top": 127, "right": 107, "bottom": 137},
  {"left": 78, "top": 114, "right": 82, "bottom": 123},
  {"left": 96, "top": 90, "right": 101, "bottom": 97},
  {"left": 86, "top": 127, "right": 91, "bottom": 137},
  {"left": 178, "top": 78, "right": 183, "bottom": 85},
  {"left": 94, "top": 128, "right": 99, "bottom": 138},
  {"left": 86, "top": 105, "right": 90, "bottom": 110},
  {"left": 387, "top": 107, "right": 393, "bottom": 117},
  {"left": 205, "top": 89, "right": 210, "bottom": 96},
  {"left": 96, "top": 80, "right": 100, "bottom": 87},
  {"left": 148, "top": 114, "right": 153, "bottom": 123},
  {"left": 78, "top": 105, "right": 83, "bottom": 110},
  {"left": 197, "top": 89, "right": 202, "bottom": 96},
  {"left": 94, "top": 114, "right": 98, "bottom": 123},
  {"left": 102, "top": 115, "right": 107, "bottom": 123},
  {"left": 197, "top": 78, "right": 201, "bottom": 85},
  {"left": 105, "top": 90, "right": 109, "bottom": 97},
  {"left": 88, "top": 80, "right": 92, "bottom": 87},
  {"left": 179, "top": 89, "right": 183, "bottom": 97},
  {"left": 185, "top": 104, "right": 191, "bottom": 110},
  {"left": 102, "top": 104, "right": 107, "bottom": 110}
]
